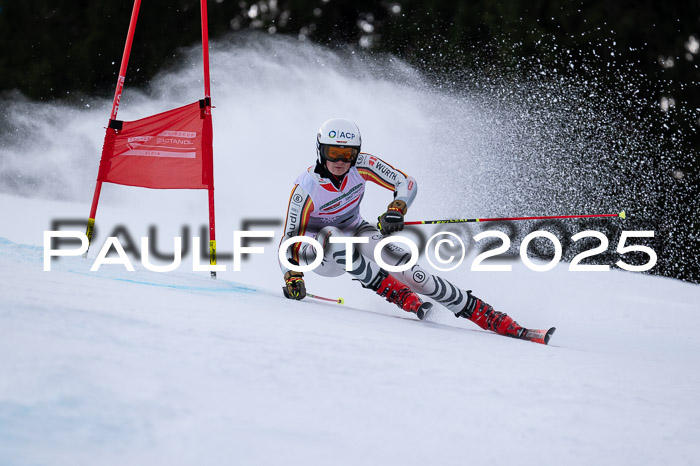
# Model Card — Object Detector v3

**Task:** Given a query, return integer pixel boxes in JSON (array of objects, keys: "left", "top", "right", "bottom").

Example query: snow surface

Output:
[{"left": 2, "top": 36, "right": 700, "bottom": 466}]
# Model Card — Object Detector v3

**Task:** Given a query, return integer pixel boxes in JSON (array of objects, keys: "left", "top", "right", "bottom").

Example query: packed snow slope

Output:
[
  {"left": 2, "top": 194, "right": 700, "bottom": 466},
  {"left": 1, "top": 35, "right": 699, "bottom": 465}
]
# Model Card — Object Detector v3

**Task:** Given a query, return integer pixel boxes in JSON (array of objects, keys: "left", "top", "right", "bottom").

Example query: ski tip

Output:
[
  {"left": 619, "top": 210, "right": 626, "bottom": 220},
  {"left": 416, "top": 302, "right": 433, "bottom": 320},
  {"left": 544, "top": 327, "right": 556, "bottom": 345}
]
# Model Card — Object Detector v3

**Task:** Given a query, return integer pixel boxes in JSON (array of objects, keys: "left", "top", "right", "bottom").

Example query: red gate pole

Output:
[
  {"left": 85, "top": 0, "right": 143, "bottom": 254},
  {"left": 200, "top": 0, "right": 217, "bottom": 278},
  {"left": 201, "top": 0, "right": 212, "bottom": 100}
]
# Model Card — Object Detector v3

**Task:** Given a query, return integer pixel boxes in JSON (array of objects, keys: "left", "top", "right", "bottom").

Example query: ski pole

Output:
[
  {"left": 405, "top": 211, "right": 626, "bottom": 225},
  {"left": 307, "top": 293, "right": 345, "bottom": 305}
]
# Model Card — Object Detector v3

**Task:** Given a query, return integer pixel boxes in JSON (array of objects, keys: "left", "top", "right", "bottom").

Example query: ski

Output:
[
  {"left": 520, "top": 327, "right": 556, "bottom": 345},
  {"left": 283, "top": 290, "right": 553, "bottom": 345}
]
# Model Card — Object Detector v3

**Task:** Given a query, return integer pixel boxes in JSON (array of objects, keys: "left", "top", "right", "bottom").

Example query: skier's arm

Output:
[
  {"left": 279, "top": 184, "right": 314, "bottom": 298},
  {"left": 356, "top": 153, "right": 417, "bottom": 234}
]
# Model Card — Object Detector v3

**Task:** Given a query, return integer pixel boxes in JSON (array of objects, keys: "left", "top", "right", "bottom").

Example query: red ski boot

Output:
[
  {"left": 372, "top": 271, "right": 432, "bottom": 320},
  {"left": 456, "top": 291, "right": 526, "bottom": 339}
]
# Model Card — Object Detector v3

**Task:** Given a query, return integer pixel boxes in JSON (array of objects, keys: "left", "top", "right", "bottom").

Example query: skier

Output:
[{"left": 279, "top": 118, "right": 554, "bottom": 344}]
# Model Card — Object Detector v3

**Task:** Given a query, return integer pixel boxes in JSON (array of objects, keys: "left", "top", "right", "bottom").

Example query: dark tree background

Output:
[{"left": 1, "top": 0, "right": 698, "bottom": 282}]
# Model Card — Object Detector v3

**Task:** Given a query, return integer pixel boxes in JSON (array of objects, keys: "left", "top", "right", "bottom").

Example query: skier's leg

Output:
[
  {"left": 453, "top": 292, "right": 527, "bottom": 338},
  {"left": 296, "top": 227, "right": 344, "bottom": 278},
  {"left": 308, "top": 226, "right": 430, "bottom": 318},
  {"left": 398, "top": 264, "right": 527, "bottom": 337},
  {"left": 301, "top": 226, "right": 382, "bottom": 282},
  {"left": 300, "top": 226, "right": 399, "bottom": 288},
  {"left": 354, "top": 222, "right": 527, "bottom": 338},
  {"left": 354, "top": 222, "right": 468, "bottom": 308}
]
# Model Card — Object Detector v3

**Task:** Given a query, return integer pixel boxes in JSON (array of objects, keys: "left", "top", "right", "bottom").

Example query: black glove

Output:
[
  {"left": 378, "top": 200, "right": 407, "bottom": 235},
  {"left": 283, "top": 270, "right": 306, "bottom": 300}
]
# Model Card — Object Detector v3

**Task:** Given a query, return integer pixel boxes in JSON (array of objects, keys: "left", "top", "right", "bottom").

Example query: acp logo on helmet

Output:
[{"left": 329, "top": 130, "right": 355, "bottom": 140}]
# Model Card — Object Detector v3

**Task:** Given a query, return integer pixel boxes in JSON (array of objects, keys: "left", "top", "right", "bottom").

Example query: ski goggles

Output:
[{"left": 321, "top": 145, "right": 359, "bottom": 163}]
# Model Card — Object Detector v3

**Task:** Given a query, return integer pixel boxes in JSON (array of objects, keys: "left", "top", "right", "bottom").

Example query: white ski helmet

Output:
[{"left": 316, "top": 118, "right": 362, "bottom": 166}]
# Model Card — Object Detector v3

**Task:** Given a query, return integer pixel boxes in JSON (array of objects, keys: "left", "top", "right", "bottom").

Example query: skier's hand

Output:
[
  {"left": 378, "top": 200, "right": 407, "bottom": 236},
  {"left": 283, "top": 270, "right": 306, "bottom": 300}
]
